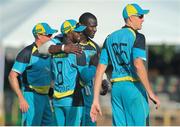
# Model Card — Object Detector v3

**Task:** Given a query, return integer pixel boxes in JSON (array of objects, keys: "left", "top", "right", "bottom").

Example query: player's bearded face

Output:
[{"left": 72, "top": 31, "right": 81, "bottom": 43}]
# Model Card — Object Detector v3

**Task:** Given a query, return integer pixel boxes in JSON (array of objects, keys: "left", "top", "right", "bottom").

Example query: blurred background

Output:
[{"left": 0, "top": 0, "right": 180, "bottom": 126}]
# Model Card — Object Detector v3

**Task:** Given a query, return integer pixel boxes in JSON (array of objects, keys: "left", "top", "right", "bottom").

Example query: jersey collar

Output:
[{"left": 122, "top": 25, "right": 137, "bottom": 33}]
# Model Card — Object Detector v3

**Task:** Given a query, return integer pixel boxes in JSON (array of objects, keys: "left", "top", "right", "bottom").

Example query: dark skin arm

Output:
[{"left": 48, "top": 39, "right": 82, "bottom": 54}]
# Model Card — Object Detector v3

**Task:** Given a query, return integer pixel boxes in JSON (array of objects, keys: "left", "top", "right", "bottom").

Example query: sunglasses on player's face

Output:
[
  {"left": 136, "top": 15, "right": 144, "bottom": 19},
  {"left": 39, "top": 33, "right": 52, "bottom": 37},
  {"left": 45, "top": 34, "right": 52, "bottom": 37}
]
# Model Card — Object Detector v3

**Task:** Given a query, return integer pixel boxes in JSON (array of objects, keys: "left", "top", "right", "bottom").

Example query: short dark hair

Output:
[{"left": 79, "top": 12, "right": 97, "bottom": 25}]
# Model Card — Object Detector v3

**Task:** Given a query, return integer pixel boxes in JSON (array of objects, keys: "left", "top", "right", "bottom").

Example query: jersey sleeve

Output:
[
  {"left": 133, "top": 33, "right": 147, "bottom": 61},
  {"left": 12, "top": 47, "right": 31, "bottom": 74},
  {"left": 99, "top": 38, "right": 109, "bottom": 65}
]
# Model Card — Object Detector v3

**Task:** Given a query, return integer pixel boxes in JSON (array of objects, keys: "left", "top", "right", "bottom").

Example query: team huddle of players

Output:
[
  {"left": 9, "top": 12, "right": 109, "bottom": 126},
  {"left": 9, "top": 3, "right": 160, "bottom": 126}
]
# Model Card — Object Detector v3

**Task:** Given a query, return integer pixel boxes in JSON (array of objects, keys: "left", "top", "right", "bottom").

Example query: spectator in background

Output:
[{"left": 168, "top": 76, "right": 180, "bottom": 102}]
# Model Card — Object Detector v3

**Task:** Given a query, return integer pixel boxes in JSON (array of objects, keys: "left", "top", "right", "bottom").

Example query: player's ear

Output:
[{"left": 128, "top": 16, "right": 133, "bottom": 22}]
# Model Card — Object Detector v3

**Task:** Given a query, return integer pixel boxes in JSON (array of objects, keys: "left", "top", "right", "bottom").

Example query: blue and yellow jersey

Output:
[
  {"left": 78, "top": 39, "right": 100, "bottom": 85},
  {"left": 12, "top": 43, "right": 52, "bottom": 94},
  {"left": 51, "top": 36, "right": 83, "bottom": 106},
  {"left": 51, "top": 35, "right": 100, "bottom": 106},
  {"left": 79, "top": 39, "right": 100, "bottom": 66},
  {"left": 100, "top": 26, "right": 146, "bottom": 83},
  {"left": 51, "top": 41, "right": 76, "bottom": 93}
]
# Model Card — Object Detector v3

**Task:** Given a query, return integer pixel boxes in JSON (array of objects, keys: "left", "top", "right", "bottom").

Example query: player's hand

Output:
[
  {"left": 18, "top": 96, "right": 29, "bottom": 113},
  {"left": 149, "top": 94, "right": 160, "bottom": 109},
  {"left": 64, "top": 43, "right": 82, "bottom": 55},
  {"left": 90, "top": 101, "right": 102, "bottom": 122},
  {"left": 48, "top": 87, "right": 54, "bottom": 98},
  {"left": 89, "top": 53, "right": 99, "bottom": 67},
  {"left": 100, "top": 79, "right": 109, "bottom": 96}
]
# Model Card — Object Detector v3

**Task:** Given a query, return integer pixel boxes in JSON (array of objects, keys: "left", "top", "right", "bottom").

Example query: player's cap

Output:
[
  {"left": 123, "top": 3, "right": 149, "bottom": 19},
  {"left": 61, "top": 19, "right": 86, "bottom": 34},
  {"left": 32, "top": 23, "right": 58, "bottom": 37}
]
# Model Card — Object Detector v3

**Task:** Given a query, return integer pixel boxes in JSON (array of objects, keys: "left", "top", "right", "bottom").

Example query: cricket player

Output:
[
  {"left": 78, "top": 12, "right": 109, "bottom": 126},
  {"left": 48, "top": 19, "right": 96, "bottom": 126},
  {"left": 8, "top": 23, "right": 57, "bottom": 126},
  {"left": 90, "top": 3, "right": 160, "bottom": 126}
]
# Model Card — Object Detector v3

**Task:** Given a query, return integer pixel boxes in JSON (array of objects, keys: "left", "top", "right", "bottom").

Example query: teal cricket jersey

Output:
[
  {"left": 100, "top": 26, "right": 147, "bottom": 82},
  {"left": 78, "top": 39, "right": 100, "bottom": 83},
  {"left": 51, "top": 36, "right": 84, "bottom": 107},
  {"left": 12, "top": 42, "right": 52, "bottom": 93},
  {"left": 100, "top": 26, "right": 149, "bottom": 126}
]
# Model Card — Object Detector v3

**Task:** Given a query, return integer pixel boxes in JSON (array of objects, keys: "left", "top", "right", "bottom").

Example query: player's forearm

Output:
[
  {"left": 48, "top": 45, "right": 63, "bottom": 54},
  {"left": 93, "top": 64, "right": 107, "bottom": 102},
  {"left": 134, "top": 59, "right": 154, "bottom": 96},
  {"left": 8, "top": 71, "right": 24, "bottom": 99}
]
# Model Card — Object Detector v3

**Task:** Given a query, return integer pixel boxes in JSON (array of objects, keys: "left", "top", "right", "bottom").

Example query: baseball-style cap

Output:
[
  {"left": 123, "top": 3, "right": 149, "bottom": 19},
  {"left": 32, "top": 22, "right": 58, "bottom": 37},
  {"left": 61, "top": 19, "right": 86, "bottom": 34}
]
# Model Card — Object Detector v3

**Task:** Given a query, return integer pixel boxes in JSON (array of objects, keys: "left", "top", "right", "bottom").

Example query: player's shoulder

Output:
[
  {"left": 136, "top": 32, "right": 145, "bottom": 40},
  {"left": 134, "top": 31, "right": 146, "bottom": 49},
  {"left": 88, "top": 38, "right": 100, "bottom": 50},
  {"left": 18, "top": 43, "right": 34, "bottom": 56},
  {"left": 16, "top": 43, "right": 35, "bottom": 62},
  {"left": 106, "top": 28, "right": 124, "bottom": 39}
]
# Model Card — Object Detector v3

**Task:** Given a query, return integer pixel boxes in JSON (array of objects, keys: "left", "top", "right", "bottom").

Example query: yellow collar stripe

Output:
[
  {"left": 80, "top": 41, "right": 96, "bottom": 50},
  {"left": 32, "top": 46, "right": 38, "bottom": 54}
]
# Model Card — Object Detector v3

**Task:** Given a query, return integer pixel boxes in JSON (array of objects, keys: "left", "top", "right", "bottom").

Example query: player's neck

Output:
[{"left": 35, "top": 39, "right": 44, "bottom": 48}]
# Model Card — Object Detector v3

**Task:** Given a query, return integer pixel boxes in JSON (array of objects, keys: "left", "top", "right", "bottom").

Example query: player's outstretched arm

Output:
[
  {"left": 48, "top": 43, "right": 82, "bottom": 55},
  {"left": 9, "top": 71, "right": 29, "bottom": 112},
  {"left": 134, "top": 58, "right": 160, "bottom": 109},
  {"left": 90, "top": 64, "right": 107, "bottom": 122}
]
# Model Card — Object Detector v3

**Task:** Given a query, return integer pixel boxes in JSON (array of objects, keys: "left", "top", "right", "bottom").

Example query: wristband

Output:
[{"left": 61, "top": 44, "right": 65, "bottom": 51}]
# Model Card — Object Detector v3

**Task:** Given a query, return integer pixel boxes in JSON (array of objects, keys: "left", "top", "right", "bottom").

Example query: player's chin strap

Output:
[{"left": 71, "top": 64, "right": 91, "bottom": 96}]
